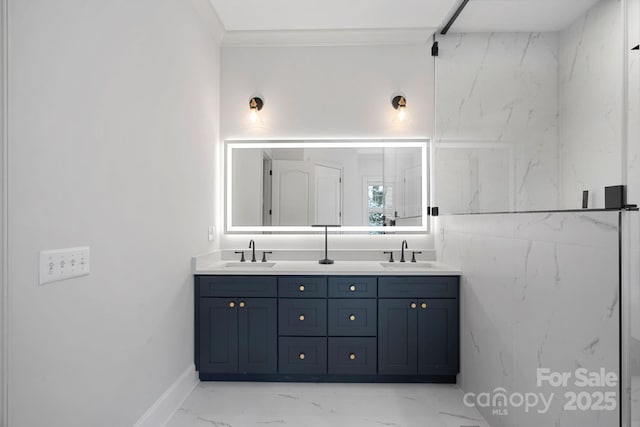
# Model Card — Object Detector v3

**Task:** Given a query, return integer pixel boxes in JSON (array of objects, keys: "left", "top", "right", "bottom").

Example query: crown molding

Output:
[
  {"left": 221, "top": 28, "right": 436, "bottom": 47},
  {"left": 192, "top": 0, "right": 226, "bottom": 45}
]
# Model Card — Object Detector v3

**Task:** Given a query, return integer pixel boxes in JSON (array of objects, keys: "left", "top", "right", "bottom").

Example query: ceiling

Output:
[
  {"left": 453, "top": 0, "right": 601, "bottom": 32},
  {"left": 208, "top": 0, "right": 601, "bottom": 33},
  {"left": 208, "top": 0, "right": 458, "bottom": 32}
]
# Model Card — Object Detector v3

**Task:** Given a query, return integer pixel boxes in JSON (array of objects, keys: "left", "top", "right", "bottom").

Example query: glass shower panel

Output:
[{"left": 433, "top": 0, "right": 624, "bottom": 214}]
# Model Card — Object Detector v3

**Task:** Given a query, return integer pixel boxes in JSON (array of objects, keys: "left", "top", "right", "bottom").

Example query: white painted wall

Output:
[
  {"left": 7, "top": 1, "right": 221, "bottom": 426},
  {"left": 559, "top": 0, "right": 623, "bottom": 209},
  {"left": 0, "top": 0, "right": 7, "bottom": 425},
  {"left": 220, "top": 44, "right": 434, "bottom": 250},
  {"left": 221, "top": 45, "right": 434, "bottom": 140}
]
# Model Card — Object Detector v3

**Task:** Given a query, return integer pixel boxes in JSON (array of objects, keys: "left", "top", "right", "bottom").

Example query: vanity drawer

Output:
[
  {"left": 279, "top": 337, "right": 327, "bottom": 374},
  {"left": 378, "top": 276, "right": 458, "bottom": 298},
  {"left": 328, "top": 299, "right": 377, "bottom": 336},
  {"left": 279, "top": 299, "right": 327, "bottom": 336},
  {"left": 328, "top": 337, "right": 377, "bottom": 375},
  {"left": 197, "top": 276, "right": 277, "bottom": 298},
  {"left": 328, "top": 277, "right": 377, "bottom": 298},
  {"left": 279, "top": 276, "right": 327, "bottom": 298}
]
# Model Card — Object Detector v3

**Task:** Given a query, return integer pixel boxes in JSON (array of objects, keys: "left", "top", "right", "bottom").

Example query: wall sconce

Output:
[
  {"left": 249, "top": 96, "right": 264, "bottom": 124},
  {"left": 391, "top": 95, "right": 407, "bottom": 122}
]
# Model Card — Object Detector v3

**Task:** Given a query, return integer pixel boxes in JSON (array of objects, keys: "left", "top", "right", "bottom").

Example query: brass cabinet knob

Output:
[
  {"left": 349, "top": 285, "right": 356, "bottom": 292},
  {"left": 299, "top": 353, "right": 305, "bottom": 360},
  {"left": 299, "top": 285, "right": 305, "bottom": 292},
  {"left": 410, "top": 302, "right": 417, "bottom": 309},
  {"left": 229, "top": 301, "right": 235, "bottom": 308},
  {"left": 349, "top": 314, "right": 356, "bottom": 321},
  {"left": 349, "top": 353, "right": 356, "bottom": 360},
  {"left": 421, "top": 302, "right": 427, "bottom": 309},
  {"left": 299, "top": 314, "right": 305, "bottom": 321},
  {"left": 239, "top": 301, "right": 245, "bottom": 308}
]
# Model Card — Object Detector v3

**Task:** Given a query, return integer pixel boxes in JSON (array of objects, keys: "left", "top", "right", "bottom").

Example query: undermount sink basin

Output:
[
  {"left": 223, "top": 262, "right": 276, "bottom": 268},
  {"left": 380, "top": 262, "right": 434, "bottom": 269}
]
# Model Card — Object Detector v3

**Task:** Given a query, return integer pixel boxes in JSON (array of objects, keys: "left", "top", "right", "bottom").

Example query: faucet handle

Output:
[
  {"left": 261, "top": 251, "right": 272, "bottom": 263},
  {"left": 234, "top": 251, "right": 245, "bottom": 262},
  {"left": 411, "top": 251, "right": 422, "bottom": 263},
  {"left": 383, "top": 251, "right": 394, "bottom": 263}
]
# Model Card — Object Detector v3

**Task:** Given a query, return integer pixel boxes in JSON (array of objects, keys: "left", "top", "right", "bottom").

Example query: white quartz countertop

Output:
[{"left": 194, "top": 260, "right": 461, "bottom": 276}]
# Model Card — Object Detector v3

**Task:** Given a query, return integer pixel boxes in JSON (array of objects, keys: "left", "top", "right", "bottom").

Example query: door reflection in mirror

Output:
[{"left": 226, "top": 140, "right": 428, "bottom": 233}]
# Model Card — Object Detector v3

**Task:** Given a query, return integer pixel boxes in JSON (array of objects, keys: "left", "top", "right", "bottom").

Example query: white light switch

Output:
[
  {"left": 39, "top": 246, "right": 90, "bottom": 285},
  {"left": 208, "top": 226, "right": 215, "bottom": 242}
]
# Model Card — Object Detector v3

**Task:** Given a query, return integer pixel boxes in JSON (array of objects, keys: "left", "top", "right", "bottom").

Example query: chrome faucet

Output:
[
  {"left": 249, "top": 240, "right": 257, "bottom": 262},
  {"left": 400, "top": 240, "right": 408, "bottom": 262}
]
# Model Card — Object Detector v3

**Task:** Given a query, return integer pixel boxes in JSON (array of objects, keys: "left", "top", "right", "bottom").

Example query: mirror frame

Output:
[{"left": 225, "top": 138, "right": 430, "bottom": 233}]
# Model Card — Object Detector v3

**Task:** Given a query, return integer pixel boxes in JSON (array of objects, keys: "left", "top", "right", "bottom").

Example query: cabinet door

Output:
[
  {"left": 199, "top": 298, "right": 238, "bottom": 373},
  {"left": 417, "top": 299, "right": 459, "bottom": 375},
  {"left": 238, "top": 298, "right": 277, "bottom": 374},
  {"left": 378, "top": 299, "right": 417, "bottom": 375}
]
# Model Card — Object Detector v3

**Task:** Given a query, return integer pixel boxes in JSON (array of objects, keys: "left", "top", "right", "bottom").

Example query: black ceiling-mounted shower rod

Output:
[{"left": 440, "top": 0, "right": 470, "bottom": 35}]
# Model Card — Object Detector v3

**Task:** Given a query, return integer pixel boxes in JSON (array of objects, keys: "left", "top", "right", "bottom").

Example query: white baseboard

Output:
[{"left": 133, "top": 365, "right": 199, "bottom": 427}]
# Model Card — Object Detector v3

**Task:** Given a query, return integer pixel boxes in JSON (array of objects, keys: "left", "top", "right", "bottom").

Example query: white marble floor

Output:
[{"left": 166, "top": 382, "right": 490, "bottom": 427}]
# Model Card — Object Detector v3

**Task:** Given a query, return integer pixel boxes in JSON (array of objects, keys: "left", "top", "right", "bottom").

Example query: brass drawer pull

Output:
[
  {"left": 299, "top": 314, "right": 305, "bottom": 321},
  {"left": 299, "top": 353, "right": 305, "bottom": 360},
  {"left": 239, "top": 301, "right": 245, "bottom": 308},
  {"left": 421, "top": 302, "right": 427, "bottom": 309},
  {"left": 349, "top": 353, "right": 356, "bottom": 360},
  {"left": 299, "top": 285, "right": 305, "bottom": 292},
  {"left": 349, "top": 314, "right": 356, "bottom": 321},
  {"left": 349, "top": 285, "right": 356, "bottom": 292},
  {"left": 229, "top": 301, "right": 235, "bottom": 308},
  {"left": 410, "top": 302, "right": 417, "bottom": 309}
]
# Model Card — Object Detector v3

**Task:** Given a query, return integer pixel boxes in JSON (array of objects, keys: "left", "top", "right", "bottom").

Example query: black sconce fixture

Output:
[
  {"left": 391, "top": 95, "right": 407, "bottom": 122},
  {"left": 249, "top": 96, "right": 264, "bottom": 123}
]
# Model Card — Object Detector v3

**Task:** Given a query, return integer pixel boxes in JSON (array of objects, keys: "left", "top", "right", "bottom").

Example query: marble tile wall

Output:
[
  {"left": 435, "top": 32, "right": 560, "bottom": 214},
  {"left": 436, "top": 211, "right": 620, "bottom": 427},
  {"left": 628, "top": 0, "right": 640, "bottom": 369},
  {"left": 627, "top": 4, "right": 640, "bottom": 425},
  {"left": 628, "top": 0, "right": 640, "bottom": 210},
  {"left": 435, "top": 0, "right": 625, "bottom": 214},
  {"left": 559, "top": 0, "right": 623, "bottom": 209}
]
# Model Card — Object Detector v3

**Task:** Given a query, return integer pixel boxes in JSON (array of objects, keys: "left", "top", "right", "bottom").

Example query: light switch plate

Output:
[
  {"left": 208, "top": 226, "right": 215, "bottom": 242},
  {"left": 39, "top": 246, "right": 90, "bottom": 285}
]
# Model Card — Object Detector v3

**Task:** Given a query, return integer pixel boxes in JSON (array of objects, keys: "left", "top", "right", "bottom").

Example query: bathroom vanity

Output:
[{"left": 194, "top": 262, "right": 461, "bottom": 383}]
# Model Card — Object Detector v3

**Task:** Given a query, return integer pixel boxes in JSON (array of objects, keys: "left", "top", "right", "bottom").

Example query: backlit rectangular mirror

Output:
[{"left": 225, "top": 139, "right": 429, "bottom": 233}]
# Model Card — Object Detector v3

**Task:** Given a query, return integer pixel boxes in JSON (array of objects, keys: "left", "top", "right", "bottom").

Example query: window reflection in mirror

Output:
[{"left": 225, "top": 140, "right": 428, "bottom": 233}]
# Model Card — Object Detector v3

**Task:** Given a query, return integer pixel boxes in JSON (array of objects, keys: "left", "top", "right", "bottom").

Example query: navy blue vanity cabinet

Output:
[
  {"left": 378, "top": 277, "right": 459, "bottom": 378},
  {"left": 198, "top": 297, "right": 238, "bottom": 373},
  {"left": 378, "top": 298, "right": 417, "bottom": 375},
  {"left": 196, "top": 276, "right": 278, "bottom": 377},
  {"left": 278, "top": 277, "right": 328, "bottom": 374},
  {"left": 416, "top": 298, "right": 459, "bottom": 375},
  {"left": 326, "top": 277, "right": 378, "bottom": 375},
  {"left": 196, "top": 274, "right": 459, "bottom": 383}
]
